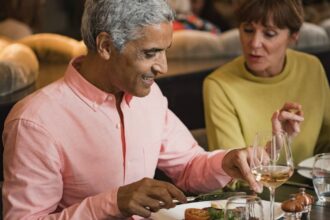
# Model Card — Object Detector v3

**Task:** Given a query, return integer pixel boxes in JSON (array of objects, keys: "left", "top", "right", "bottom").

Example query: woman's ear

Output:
[
  {"left": 289, "top": 32, "right": 299, "bottom": 46},
  {"left": 96, "top": 32, "right": 112, "bottom": 60}
]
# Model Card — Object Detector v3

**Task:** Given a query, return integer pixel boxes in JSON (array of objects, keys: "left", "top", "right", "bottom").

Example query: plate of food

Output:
[
  {"left": 150, "top": 200, "right": 283, "bottom": 220},
  {"left": 297, "top": 156, "right": 316, "bottom": 179}
]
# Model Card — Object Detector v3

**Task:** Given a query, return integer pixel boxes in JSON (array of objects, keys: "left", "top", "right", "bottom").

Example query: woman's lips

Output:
[{"left": 248, "top": 54, "right": 263, "bottom": 62}]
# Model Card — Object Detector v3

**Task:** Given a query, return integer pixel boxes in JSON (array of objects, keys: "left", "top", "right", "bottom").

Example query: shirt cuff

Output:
[
  {"left": 209, "top": 150, "right": 234, "bottom": 187},
  {"left": 90, "top": 187, "right": 124, "bottom": 218}
]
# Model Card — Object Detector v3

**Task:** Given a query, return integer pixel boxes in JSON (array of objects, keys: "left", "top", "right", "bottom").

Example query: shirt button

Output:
[
  {"left": 116, "top": 123, "right": 121, "bottom": 129},
  {"left": 92, "top": 102, "right": 98, "bottom": 109}
]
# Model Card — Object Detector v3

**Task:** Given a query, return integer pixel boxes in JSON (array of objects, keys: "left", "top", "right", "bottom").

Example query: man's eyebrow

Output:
[
  {"left": 143, "top": 45, "right": 172, "bottom": 53},
  {"left": 143, "top": 48, "right": 163, "bottom": 53}
]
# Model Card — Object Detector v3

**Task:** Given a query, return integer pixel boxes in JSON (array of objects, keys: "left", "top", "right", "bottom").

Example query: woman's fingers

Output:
[{"left": 281, "top": 102, "right": 302, "bottom": 111}]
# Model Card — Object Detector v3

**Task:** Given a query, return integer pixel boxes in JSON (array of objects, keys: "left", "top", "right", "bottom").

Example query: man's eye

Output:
[{"left": 145, "top": 52, "right": 156, "bottom": 58}]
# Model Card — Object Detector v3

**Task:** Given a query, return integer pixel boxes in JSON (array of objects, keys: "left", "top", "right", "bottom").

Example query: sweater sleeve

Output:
[
  {"left": 2, "top": 120, "right": 122, "bottom": 220},
  {"left": 314, "top": 64, "right": 330, "bottom": 154},
  {"left": 203, "top": 76, "right": 246, "bottom": 151}
]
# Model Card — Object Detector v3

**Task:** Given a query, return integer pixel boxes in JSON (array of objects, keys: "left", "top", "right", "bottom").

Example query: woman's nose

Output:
[{"left": 250, "top": 33, "right": 263, "bottom": 49}]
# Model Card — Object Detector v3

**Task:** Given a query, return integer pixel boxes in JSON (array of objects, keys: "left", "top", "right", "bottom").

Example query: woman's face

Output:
[{"left": 239, "top": 21, "right": 298, "bottom": 77}]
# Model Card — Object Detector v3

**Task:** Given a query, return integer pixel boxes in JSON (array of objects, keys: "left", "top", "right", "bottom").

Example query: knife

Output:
[
  {"left": 296, "top": 166, "right": 313, "bottom": 171},
  {"left": 172, "top": 191, "right": 247, "bottom": 205},
  {"left": 284, "top": 181, "right": 314, "bottom": 190}
]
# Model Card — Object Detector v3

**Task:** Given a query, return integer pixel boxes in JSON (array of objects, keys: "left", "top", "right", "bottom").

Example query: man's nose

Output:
[{"left": 152, "top": 52, "right": 168, "bottom": 74}]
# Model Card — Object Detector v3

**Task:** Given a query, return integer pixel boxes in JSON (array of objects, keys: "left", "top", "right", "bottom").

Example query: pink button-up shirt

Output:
[{"left": 3, "top": 57, "right": 232, "bottom": 219}]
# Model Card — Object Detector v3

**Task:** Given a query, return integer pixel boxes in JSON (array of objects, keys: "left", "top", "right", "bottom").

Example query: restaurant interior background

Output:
[{"left": 1, "top": 0, "right": 330, "bottom": 181}]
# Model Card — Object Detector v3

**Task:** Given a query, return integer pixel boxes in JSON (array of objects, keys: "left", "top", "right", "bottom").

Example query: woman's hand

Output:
[{"left": 271, "top": 102, "right": 304, "bottom": 139}]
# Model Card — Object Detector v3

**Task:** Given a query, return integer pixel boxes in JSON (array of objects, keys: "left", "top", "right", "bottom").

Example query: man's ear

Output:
[{"left": 96, "top": 32, "right": 113, "bottom": 60}]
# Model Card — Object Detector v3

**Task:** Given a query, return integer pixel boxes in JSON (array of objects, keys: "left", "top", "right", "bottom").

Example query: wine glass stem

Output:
[{"left": 269, "top": 187, "right": 275, "bottom": 220}]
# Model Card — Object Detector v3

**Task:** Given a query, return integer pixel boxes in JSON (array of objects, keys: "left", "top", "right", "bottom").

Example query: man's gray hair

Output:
[{"left": 81, "top": 0, "right": 174, "bottom": 52}]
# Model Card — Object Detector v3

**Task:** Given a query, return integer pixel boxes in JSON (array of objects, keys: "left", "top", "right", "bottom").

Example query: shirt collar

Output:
[{"left": 64, "top": 56, "right": 133, "bottom": 110}]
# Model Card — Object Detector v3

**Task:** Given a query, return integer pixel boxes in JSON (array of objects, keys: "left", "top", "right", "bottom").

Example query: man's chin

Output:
[{"left": 134, "top": 88, "right": 151, "bottom": 97}]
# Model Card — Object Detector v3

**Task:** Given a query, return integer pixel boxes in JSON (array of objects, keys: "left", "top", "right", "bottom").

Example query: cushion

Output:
[
  {"left": 218, "top": 28, "right": 242, "bottom": 56},
  {"left": 320, "top": 18, "right": 330, "bottom": 39},
  {"left": 0, "top": 36, "right": 13, "bottom": 53},
  {"left": 294, "top": 22, "right": 330, "bottom": 50},
  {"left": 167, "top": 30, "right": 224, "bottom": 59},
  {"left": 18, "top": 33, "right": 80, "bottom": 63},
  {"left": 0, "top": 43, "right": 39, "bottom": 96}
]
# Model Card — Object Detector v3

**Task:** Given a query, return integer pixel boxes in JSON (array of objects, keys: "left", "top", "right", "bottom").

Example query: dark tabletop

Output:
[{"left": 257, "top": 171, "right": 330, "bottom": 220}]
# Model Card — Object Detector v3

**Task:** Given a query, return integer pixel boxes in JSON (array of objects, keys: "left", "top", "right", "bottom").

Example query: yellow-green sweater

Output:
[{"left": 203, "top": 49, "right": 330, "bottom": 164}]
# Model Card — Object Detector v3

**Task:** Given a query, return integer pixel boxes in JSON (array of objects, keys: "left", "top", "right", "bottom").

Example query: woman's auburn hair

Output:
[{"left": 236, "top": 0, "right": 304, "bottom": 33}]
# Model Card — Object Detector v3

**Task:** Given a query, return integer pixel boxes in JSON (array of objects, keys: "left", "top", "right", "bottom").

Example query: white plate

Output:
[
  {"left": 150, "top": 200, "right": 283, "bottom": 220},
  {"left": 297, "top": 156, "right": 316, "bottom": 179}
]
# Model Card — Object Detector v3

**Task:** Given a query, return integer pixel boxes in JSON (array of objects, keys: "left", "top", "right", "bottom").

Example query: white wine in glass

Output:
[{"left": 251, "top": 132, "right": 294, "bottom": 220}]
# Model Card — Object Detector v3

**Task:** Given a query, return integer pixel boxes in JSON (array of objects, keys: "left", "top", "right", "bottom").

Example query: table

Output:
[{"left": 258, "top": 171, "right": 330, "bottom": 219}]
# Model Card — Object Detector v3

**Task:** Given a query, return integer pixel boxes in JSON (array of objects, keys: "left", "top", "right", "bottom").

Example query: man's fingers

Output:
[
  {"left": 226, "top": 150, "right": 262, "bottom": 193},
  {"left": 165, "top": 184, "right": 187, "bottom": 204},
  {"left": 148, "top": 186, "right": 177, "bottom": 209},
  {"left": 125, "top": 199, "right": 152, "bottom": 218},
  {"left": 236, "top": 155, "right": 262, "bottom": 193},
  {"left": 151, "top": 179, "right": 186, "bottom": 205}
]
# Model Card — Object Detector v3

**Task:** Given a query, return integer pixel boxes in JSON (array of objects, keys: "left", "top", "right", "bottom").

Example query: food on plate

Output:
[
  {"left": 184, "top": 201, "right": 261, "bottom": 220},
  {"left": 184, "top": 207, "right": 224, "bottom": 220}
]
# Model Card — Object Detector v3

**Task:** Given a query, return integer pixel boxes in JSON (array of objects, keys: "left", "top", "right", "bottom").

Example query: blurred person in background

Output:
[
  {"left": 168, "top": 0, "right": 220, "bottom": 34},
  {"left": 0, "top": 0, "right": 45, "bottom": 39},
  {"left": 190, "top": 0, "right": 242, "bottom": 32},
  {"left": 203, "top": 0, "right": 330, "bottom": 164}
]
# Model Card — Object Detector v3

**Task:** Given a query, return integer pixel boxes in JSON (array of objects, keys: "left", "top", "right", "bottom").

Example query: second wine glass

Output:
[{"left": 250, "top": 131, "right": 294, "bottom": 220}]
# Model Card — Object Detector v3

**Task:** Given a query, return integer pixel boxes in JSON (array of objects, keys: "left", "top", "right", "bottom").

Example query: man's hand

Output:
[
  {"left": 117, "top": 177, "right": 186, "bottom": 218},
  {"left": 272, "top": 102, "right": 304, "bottom": 139},
  {"left": 222, "top": 148, "right": 263, "bottom": 193}
]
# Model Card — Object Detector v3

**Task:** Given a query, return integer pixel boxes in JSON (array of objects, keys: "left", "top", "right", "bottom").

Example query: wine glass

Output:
[
  {"left": 312, "top": 153, "right": 330, "bottom": 204},
  {"left": 250, "top": 131, "right": 294, "bottom": 220},
  {"left": 225, "top": 195, "right": 264, "bottom": 220}
]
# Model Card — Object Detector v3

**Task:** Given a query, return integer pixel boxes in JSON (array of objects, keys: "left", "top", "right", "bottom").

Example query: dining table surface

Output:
[{"left": 257, "top": 170, "right": 330, "bottom": 220}]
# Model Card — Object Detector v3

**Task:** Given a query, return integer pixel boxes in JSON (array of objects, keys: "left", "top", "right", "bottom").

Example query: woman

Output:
[{"left": 203, "top": 0, "right": 330, "bottom": 164}]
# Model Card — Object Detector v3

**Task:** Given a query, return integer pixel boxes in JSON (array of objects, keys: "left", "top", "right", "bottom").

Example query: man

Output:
[{"left": 2, "top": 0, "right": 303, "bottom": 219}]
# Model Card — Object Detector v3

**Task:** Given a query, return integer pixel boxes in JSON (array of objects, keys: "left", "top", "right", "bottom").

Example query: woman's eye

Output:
[
  {"left": 264, "top": 31, "right": 277, "bottom": 38},
  {"left": 243, "top": 27, "right": 254, "bottom": 33}
]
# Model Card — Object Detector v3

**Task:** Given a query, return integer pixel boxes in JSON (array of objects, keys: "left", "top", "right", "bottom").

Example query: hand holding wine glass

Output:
[{"left": 251, "top": 132, "right": 294, "bottom": 220}]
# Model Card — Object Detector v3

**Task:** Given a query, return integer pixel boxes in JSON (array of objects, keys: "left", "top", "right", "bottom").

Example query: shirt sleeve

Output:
[
  {"left": 3, "top": 119, "right": 122, "bottom": 220},
  {"left": 203, "top": 77, "right": 246, "bottom": 150},
  {"left": 157, "top": 108, "right": 233, "bottom": 194}
]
